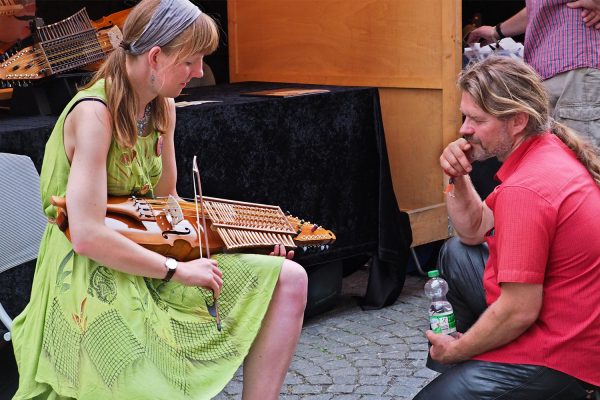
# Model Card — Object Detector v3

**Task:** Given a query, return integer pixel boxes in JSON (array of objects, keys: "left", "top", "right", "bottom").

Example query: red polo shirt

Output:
[{"left": 475, "top": 132, "right": 600, "bottom": 385}]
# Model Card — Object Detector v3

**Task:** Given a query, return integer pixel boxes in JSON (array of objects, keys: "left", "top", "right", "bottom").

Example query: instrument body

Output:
[
  {"left": 51, "top": 195, "right": 336, "bottom": 262},
  {"left": 90, "top": 8, "right": 130, "bottom": 31}
]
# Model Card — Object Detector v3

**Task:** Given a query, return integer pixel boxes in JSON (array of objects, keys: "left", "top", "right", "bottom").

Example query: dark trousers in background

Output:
[{"left": 414, "top": 237, "right": 591, "bottom": 400}]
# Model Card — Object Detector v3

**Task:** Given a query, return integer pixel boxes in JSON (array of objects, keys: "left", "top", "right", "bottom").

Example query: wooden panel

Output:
[
  {"left": 229, "top": 0, "right": 443, "bottom": 88},
  {"left": 442, "top": 0, "right": 463, "bottom": 148},
  {"left": 404, "top": 203, "right": 449, "bottom": 247},
  {"left": 379, "top": 87, "right": 444, "bottom": 209},
  {"left": 228, "top": 0, "right": 462, "bottom": 246}
]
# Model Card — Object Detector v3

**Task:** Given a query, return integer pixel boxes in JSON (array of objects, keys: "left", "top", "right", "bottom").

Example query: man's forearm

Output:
[
  {"left": 446, "top": 175, "right": 487, "bottom": 244},
  {"left": 498, "top": 7, "right": 528, "bottom": 38},
  {"left": 448, "top": 283, "right": 542, "bottom": 362}
]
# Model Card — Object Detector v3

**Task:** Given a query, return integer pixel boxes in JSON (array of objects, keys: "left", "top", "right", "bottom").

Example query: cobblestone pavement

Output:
[{"left": 214, "top": 269, "right": 438, "bottom": 399}]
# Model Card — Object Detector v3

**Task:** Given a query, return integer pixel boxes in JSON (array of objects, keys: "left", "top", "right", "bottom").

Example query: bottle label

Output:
[{"left": 429, "top": 311, "right": 457, "bottom": 335}]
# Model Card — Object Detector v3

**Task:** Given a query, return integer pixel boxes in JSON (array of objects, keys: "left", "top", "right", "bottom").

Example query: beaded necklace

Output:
[{"left": 136, "top": 104, "right": 152, "bottom": 137}]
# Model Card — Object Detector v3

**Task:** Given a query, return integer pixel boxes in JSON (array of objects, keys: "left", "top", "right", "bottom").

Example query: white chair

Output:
[{"left": 0, "top": 153, "right": 46, "bottom": 341}]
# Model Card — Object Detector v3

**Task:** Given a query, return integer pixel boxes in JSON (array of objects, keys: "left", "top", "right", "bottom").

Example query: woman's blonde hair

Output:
[
  {"left": 458, "top": 56, "right": 600, "bottom": 188},
  {"left": 85, "top": 0, "right": 219, "bottom": 148}
]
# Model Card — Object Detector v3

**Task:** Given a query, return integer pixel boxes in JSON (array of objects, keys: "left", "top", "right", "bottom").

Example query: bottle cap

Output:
[{"left": 427, "top": 270, "right": 440, "bottom": 278}]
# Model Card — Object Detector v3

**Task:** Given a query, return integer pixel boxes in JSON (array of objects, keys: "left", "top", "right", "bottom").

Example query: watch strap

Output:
[
  {"left": 163, "top": 257, "right": 177, "bottom": 282},
  {"left": 495, "top": 23, "right": 506, "bottom": 40}
]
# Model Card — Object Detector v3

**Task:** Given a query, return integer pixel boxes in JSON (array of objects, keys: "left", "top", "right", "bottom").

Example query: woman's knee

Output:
[{"left": 277, "top": 260, "right": 308, "bottom": 309}]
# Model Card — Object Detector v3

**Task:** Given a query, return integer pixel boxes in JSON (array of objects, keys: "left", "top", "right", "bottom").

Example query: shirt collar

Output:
[{"left": 494, "top": 132, "right": 549, "bottom": 183}]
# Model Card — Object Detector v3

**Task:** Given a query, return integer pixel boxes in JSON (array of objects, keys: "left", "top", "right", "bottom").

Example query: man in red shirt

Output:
[{"left": 414, "top": 57, "right": 600, "bottom": 399}]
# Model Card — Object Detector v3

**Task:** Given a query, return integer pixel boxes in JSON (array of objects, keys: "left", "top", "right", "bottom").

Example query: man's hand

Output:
[
  {"left": 465, "top": 25, "right": 497, "bottom": 46},
  {"left": 426, "top": 331, "right": 467, "bottom": 364},
  {"left": 567, "top": 0, "right": 600, "bottom": 29},
  {"left": 440, "top": 138, "right": 473, "bottom": 178}
]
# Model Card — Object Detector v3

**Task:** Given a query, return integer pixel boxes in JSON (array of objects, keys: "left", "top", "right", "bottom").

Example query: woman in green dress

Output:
[{"left": 11, "top": 0, "right": 308, "bottom": 398}]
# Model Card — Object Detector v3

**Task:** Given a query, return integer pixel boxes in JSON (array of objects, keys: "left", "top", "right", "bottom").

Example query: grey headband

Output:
[{"left": 128, "top": 0, "right": 201, "bottom": 55}]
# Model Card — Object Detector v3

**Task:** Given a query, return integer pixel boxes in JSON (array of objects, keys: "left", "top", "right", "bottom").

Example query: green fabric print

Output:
[
  {"left": 88, "top": 266, "right": 117, "bottom": 304},
  {"left": 55, "top": 250, "right": 74, "bottom": 293}
]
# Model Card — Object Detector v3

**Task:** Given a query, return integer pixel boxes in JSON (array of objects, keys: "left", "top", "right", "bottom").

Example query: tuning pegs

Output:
[{"left": 0, "top": 50, "right": 13, "bottom": 62}]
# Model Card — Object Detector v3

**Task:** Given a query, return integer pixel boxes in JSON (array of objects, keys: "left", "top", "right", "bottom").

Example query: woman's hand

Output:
[
  {"left": 175, "top": 258, "right": 223, "bottom": 297},
  {"left": 269, "top": 243, "right": 295, "bottom": 259}
]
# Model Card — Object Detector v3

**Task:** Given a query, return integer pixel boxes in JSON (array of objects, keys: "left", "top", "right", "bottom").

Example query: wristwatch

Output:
[{"left": 163, "top": 257, "right": 178, "bottom": 282}]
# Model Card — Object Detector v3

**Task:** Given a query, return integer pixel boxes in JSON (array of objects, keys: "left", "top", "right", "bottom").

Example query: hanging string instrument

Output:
[
  {"left": 0, "top": 7, "right": 122, "bottom": 88},
  {"left": 50, "top": 194, "right": 336, "bottom": 262},
  {"left": 82, "top": 7, "right": 132, "bottom": 72}
]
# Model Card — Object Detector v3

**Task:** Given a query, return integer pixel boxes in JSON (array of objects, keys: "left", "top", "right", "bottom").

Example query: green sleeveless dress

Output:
[{"left": 11, "top": 80, "right": 283, "bottom": 400}]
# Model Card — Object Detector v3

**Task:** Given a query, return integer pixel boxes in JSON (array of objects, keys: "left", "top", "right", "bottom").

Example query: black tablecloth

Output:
[{"left": 0, "top": 81, "right": 412, "bottom": 317}]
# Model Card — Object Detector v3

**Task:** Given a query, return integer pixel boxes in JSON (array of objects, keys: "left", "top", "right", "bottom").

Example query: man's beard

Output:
[{"left": 466, "top": 125, "right": 513, "bottom": 162}]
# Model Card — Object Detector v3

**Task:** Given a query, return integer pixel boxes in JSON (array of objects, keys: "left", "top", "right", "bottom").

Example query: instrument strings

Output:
[
  {"left": 3, "top": 35, "right": 114, "bottom": 79},
  {"left": 145, "top": 197, "right": 292, "bottom": 230}
]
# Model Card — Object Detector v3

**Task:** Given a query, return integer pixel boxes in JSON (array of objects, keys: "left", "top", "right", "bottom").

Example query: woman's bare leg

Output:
[{"left": 242, "top": 259, "right": 308, "bottom": 400}]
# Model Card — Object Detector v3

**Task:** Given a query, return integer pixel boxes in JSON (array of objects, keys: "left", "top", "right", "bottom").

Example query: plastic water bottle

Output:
[{"left": 424, "top": 270, "right": 457, "bottom": 336}]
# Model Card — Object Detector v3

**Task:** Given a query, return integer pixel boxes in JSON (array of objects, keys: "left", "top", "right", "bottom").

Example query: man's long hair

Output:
[{"left": 458, "top": 56, "right": 600, "bottom": 188}]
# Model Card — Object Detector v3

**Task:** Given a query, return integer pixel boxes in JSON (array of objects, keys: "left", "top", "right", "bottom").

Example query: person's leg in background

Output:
[{"left": 544, "top": 68, "right": 600, "bottom": 146}]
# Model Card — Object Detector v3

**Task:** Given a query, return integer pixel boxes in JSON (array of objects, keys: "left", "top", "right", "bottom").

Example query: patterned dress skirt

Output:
[{"left": 11, "top": 223, "right": 283, "bottom": 399}]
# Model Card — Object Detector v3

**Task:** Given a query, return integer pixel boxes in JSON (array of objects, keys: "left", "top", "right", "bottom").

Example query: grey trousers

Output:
[
  {"left": 415, "top": 237, "right": 591, "bottom": 400},
  {"left": 544, "top": 67, "right": 600, "bottom": 146}
]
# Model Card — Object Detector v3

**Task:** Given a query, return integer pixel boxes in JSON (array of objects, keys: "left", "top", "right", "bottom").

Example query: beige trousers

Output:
[{"left": 543, "top": 67, "right": 600, "bottom": 146}]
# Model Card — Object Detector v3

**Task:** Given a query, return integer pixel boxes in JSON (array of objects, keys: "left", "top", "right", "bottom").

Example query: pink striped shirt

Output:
[{"left": 525, "top": 0, "right": 600, "bottom": 79}]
